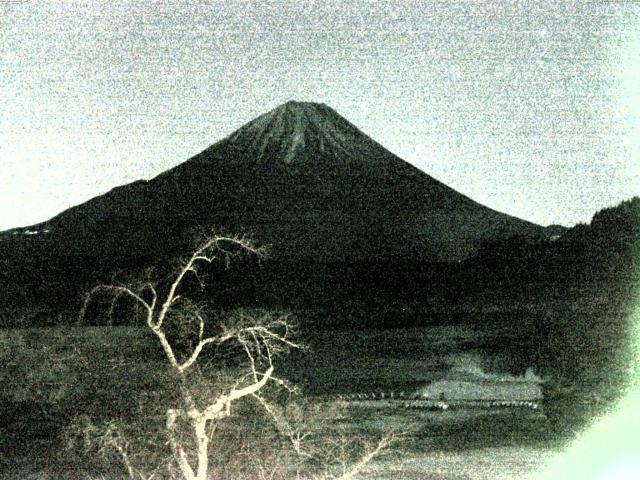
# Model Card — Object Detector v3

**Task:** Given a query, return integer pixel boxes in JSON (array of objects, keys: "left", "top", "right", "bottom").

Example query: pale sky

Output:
[{"left": 1, "top": 0, "right": 639, "bottom": 230}]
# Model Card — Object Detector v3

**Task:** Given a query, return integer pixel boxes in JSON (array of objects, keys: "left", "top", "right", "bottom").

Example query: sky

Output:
[{"left": 1, "top": 0, "right": 639, "bottom": 230}]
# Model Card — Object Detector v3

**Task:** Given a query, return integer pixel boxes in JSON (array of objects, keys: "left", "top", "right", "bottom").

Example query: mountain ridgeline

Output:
[{"left": 8, "top": 101, "right": 547, "bottom": 264}]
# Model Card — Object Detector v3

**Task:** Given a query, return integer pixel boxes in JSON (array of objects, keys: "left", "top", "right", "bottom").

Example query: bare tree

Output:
[
  {"left": 81, "top": 234, "right": 394, "bottom": 480},
  {"left": 81, "top": 235, "right": 302, "bottom": 480}
]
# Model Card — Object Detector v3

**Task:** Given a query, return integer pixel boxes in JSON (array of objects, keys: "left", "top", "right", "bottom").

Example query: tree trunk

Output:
[{"left": 195, "top": 418, "right": 210, "bottom": 480}]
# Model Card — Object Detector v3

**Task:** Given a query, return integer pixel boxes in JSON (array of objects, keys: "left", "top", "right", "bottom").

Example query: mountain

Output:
[{"left": 4, "top": 101, "right": 549, "bottom": 266}]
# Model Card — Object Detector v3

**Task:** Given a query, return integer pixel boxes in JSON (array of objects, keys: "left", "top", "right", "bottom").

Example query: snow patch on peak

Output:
[{"left": 224, "top": 100, "right": 381, "bottom": 166}]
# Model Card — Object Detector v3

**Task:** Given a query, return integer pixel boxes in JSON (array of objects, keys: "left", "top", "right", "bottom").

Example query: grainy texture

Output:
[{"left": 1, "top": 1, "right": 638, "bottom": 230}]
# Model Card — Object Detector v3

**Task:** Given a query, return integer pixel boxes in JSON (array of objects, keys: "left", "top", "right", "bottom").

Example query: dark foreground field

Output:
[
  {"left": 2, "top": 266, "right": 638, "bottom": 479},
  {"left": 0, "top": 322, "right": 574, "bottom": 479}
]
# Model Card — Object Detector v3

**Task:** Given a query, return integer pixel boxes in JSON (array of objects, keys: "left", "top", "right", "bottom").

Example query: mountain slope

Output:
[{"left": 7, "top": 101, "right": 546, "bottom": 264}]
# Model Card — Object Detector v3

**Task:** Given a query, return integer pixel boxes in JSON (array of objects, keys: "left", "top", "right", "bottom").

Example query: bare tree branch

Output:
[
  {"left": 177, "top": 336, "right": 222, "bottom": 373},
  {"left": 79, "top": 284, "right": 152, "bottom": 325},
  {"left": 201, "top": 366, "right": 274, "bottom": 421},
  {"left": 333, "top": 436, "right": 396, "bottom": 480},
  {"left": 154, "top": 235, "right": 263, "bottom": 330},
  {"left": 166, "top": 409, "right": 196, "bottom": 480},
  {"left": 242, "top": 342, "right": 258, "bottom": 382}
]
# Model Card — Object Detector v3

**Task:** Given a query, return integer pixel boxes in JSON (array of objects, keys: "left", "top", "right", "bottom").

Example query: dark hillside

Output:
[{"left": 465, "top": 197, "right": 640, "bottom": 437}]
